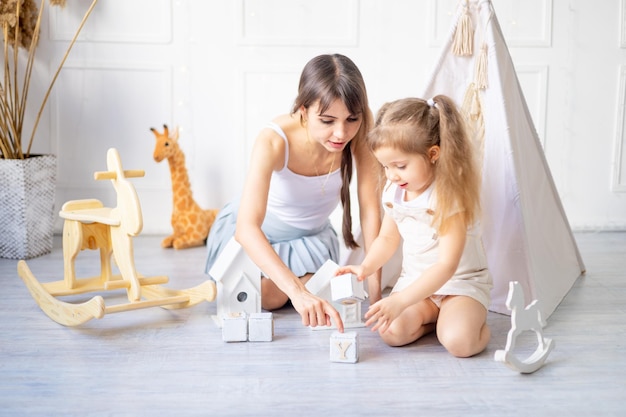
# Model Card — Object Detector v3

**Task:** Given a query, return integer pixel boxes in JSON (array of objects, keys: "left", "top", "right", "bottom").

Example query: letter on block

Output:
[
  {"left": 222, "top": 312, "right": 248, "bottom": 342},
  {"left": 248, "top": 312, "right": 274, "bottom": 342},
  {"left": 330, "top": 331, "right": 358, "bottom": 363},
  {"left": 331, "top": 273, "right": 366, "bottom": 304}
]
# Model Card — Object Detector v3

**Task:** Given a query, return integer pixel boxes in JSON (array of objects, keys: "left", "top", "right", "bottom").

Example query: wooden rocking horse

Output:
[
  {"left": 17, "top": 148, "right": 216, "bottom": 326},
  {"left": 494, "top": 281, "right": 555, "bottom": 373}
]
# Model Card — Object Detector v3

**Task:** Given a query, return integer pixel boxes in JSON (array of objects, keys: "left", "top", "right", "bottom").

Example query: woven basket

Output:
[{"left": 0, "top": 155, "right": 56, "bottom": 259}]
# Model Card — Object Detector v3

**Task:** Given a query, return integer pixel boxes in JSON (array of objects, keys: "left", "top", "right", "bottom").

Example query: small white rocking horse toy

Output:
[{"left": 494, "top": 281, "right": 555, "bottom": 373}]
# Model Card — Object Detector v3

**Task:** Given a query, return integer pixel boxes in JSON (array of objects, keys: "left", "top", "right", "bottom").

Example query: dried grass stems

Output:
[{"left": 0, "top": 0, "right": 97, "bottom": 159}]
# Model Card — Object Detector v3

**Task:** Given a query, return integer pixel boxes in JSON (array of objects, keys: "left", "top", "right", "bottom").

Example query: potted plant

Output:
[{"left": 0, "top": 0, "right": 98, "bottom": 259}]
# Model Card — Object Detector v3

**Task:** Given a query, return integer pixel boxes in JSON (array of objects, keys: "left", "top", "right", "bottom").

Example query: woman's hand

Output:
[
  {"left": 290, "top": 289, "right": 344, "bottom": 333},
  {"left": 364, "top": 293, "right": 406, "bottom": 333}
]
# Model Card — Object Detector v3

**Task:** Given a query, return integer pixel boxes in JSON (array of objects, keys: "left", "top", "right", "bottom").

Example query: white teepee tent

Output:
[{"left": 421, "top": 0, "right": 585, "bottom": 318}]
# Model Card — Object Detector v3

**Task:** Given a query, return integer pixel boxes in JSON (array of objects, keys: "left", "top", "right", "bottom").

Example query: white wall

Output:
[{"left": 27, "top": 0, "right": 626, "bottom": 234}]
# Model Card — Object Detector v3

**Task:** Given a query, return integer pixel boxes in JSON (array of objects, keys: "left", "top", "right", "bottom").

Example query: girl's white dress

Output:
[{"left": 384, "top": 181, "right": 492, "bottom": 310}]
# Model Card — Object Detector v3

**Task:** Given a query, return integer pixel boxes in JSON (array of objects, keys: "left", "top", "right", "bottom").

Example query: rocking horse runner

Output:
[{"left": 17, "top": 148, "right": 216, "bottom": 326}]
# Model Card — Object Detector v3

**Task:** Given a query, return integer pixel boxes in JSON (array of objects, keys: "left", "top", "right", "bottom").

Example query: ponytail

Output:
[
  {"left": 340, "top": 144, "right": 358, "bottom": 249},
  {"left": 430, "top": 95, "right": 480, "bottom": 233}
]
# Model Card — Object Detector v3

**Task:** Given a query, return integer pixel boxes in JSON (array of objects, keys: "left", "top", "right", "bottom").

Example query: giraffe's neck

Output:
[{"left": 167, "top": 148, "right": 194, "bottom": 205}]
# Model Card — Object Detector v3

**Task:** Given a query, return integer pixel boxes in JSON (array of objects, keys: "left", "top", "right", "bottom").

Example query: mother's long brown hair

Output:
[{"left": 291, "top": 54, "right": 372, "bottom": 249}]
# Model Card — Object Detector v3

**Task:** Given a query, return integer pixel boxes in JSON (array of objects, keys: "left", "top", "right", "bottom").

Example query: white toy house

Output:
[
  {"left": 305, "top": 259, "right": 366, "bottom": 330},
  {"left": 209, "top": 237, "right": 261, "bottom": 326}
]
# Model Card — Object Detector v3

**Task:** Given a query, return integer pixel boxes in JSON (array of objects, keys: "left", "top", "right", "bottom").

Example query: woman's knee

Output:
[{"left": 261, "top": 278, "right": 288, "bottom": 310}]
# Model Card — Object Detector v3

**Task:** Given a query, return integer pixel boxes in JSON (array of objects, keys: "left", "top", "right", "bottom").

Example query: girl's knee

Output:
[
  {"left": 379, "top": 321, "right": 435, "bottom": 347},
  {"left": 438, "top": 324, "right": 490, "bottom": 358},
  {"left": 440, "top": 336, "right": 475, "bottom": 358},
  {"left": 379, "top": 328, "right": 407, "bottom": 347},
  {"left": 437, "top": 297, "right": 490, "bottom": 357}
]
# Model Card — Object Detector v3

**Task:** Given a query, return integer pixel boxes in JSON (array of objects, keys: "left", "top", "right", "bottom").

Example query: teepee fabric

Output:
[{"left": 421, "top": 0, "right": 585, "bottom": 318}]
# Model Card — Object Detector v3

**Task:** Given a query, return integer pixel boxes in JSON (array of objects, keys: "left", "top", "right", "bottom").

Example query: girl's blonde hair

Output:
[{"left": 368, "top": 96, "right": 481, "bottom": 233}]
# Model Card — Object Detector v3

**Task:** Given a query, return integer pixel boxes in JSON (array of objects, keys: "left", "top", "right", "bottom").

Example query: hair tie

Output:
[{"left": 427, "top": 98, "right": 436, "bottom": 108}]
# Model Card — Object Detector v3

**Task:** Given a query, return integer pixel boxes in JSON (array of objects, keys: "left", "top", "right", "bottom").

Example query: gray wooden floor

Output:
[{"left": 0, "top": 232, "right": 624, "bottom": 417}]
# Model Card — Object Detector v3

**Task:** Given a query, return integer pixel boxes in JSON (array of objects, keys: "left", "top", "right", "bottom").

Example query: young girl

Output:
[
  {"left": 205, "top": 54, "right": 382, "bottom": 331},
  {"left": 336, "top": 96, "right": 492, "bottom": 357}
]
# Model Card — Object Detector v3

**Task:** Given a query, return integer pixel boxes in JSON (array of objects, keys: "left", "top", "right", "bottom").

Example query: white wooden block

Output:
[
  {"left": 305, "top": 259, "right": 339, "bottom": 299},
  {"left": 248, "top": 312, "right": 274, "bottom": 342},
  {"left": 222, "top": 312, "right": 248, "bottom": 342},
  {"left": 331, "top": 273, "right": 365, "bottom": 304},
  {"left": 330, "top": 331, "right": 358, "bottom": 363}
]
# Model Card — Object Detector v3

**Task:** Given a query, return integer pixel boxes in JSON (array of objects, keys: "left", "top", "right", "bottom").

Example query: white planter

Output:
[{"left": 0, "top": 155, "right": 57, "bottom": 259}]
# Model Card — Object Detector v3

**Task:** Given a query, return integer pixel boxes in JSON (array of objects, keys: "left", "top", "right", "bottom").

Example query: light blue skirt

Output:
[{"left": 204, "top": 199, "right": 340, "bottom": 279}]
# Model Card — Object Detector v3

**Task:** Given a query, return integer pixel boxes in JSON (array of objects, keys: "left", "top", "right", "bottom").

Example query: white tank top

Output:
[{"left": 266, "top": 122, "right": 342, "bottom": 230}]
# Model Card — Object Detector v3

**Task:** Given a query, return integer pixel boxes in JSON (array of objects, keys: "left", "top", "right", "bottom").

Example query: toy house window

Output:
[{"left": 237, "top": 292, "right": 248, "bottom": 302}]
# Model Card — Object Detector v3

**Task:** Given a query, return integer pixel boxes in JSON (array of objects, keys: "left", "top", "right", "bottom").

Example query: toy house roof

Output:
[{"left": 209, "top": 237, "right": 259, "bottom": 287}]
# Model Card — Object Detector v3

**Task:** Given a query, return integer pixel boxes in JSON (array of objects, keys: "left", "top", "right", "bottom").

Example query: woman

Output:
[{"left": 205, "top": 54, "right": 382, "bottom": 331}]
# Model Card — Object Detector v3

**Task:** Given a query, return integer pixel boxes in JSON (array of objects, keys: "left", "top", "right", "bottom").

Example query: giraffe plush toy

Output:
[{"left": 150, "top": 124, "right": 219, "bottom": 249}]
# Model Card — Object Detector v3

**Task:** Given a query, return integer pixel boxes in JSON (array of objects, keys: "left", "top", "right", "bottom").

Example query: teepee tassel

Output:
[
  {"left": 470, "top": 88, "right": 481, "bottom": 120},
  {"left": 452, "top": 1, "right": 474, "bottom": 56},
  {"left": 474, "top": 43, "right": 488, "bottom": 89}
]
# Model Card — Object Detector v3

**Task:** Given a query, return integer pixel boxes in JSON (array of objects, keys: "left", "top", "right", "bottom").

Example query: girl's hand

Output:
[
  {"left": 335, "top": 264, "right": 366, "bottom": 281},
  {"left": 336, "top": 265, "right": 381, "bottom": 302},
  {"left": 290, "top": 289, "right": 344, "bottom": 333},
  {"left": 364, "top": 293, "right": 405, "bottom": 333},
  {"left": 367, "top": 280, "right": 382, "bottom": 304}
]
